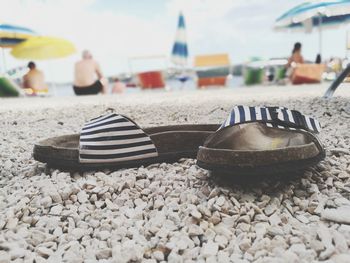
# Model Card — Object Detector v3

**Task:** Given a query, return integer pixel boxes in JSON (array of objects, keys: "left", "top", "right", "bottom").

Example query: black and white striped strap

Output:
[
  {"left": 79, "top": 113, "right": 158, "bottom": 163},
  {"left": 219, "top": 106, "right": 321, "bottom": 133}
]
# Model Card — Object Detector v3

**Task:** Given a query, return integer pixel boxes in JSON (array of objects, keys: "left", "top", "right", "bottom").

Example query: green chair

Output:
[
  {"left": 244, "top": 67, "right": 263, "bottom": 86},
  {"left": 0, "top": 77, "right": 20, "bottom": 97}
]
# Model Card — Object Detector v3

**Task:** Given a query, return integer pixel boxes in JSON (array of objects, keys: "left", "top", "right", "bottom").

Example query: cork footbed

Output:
[
  {"left": 33, "top": 124, "right": 220, "bottom": 171},
  {"left": 196, "top": 123, "right": 325, "bottom": 175}
]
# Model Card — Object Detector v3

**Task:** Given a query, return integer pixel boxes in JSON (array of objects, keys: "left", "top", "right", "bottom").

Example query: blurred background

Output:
[{"left": 1, "top": 0, "right": 350, "bottom": 96}]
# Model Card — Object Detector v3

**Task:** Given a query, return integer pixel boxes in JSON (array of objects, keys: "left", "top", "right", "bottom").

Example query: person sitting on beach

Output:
[
  {"left": 112, "top": 78, "right": 125, "bottom": 94},
  {"left": 22, "top": 61, "right": 48, "bottom": 93},
  {"left": 73, "top": 50, "right": 107, "bottom": 95},
  {"left": 286, "top": 42, "right": 304, "bottom": 68}
]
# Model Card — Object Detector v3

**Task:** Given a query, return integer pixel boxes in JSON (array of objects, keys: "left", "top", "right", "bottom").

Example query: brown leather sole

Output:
[
  {"left": 197, "top": 145, "right": 325, "bottom": 175},
  {"left": 33, "top": 124, "right": 220, "bottom": 171}
]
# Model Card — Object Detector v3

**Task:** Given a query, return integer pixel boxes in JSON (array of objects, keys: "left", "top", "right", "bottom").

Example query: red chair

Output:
[{"left": 138, "top": 71, "right": 165, "bottom": 89}]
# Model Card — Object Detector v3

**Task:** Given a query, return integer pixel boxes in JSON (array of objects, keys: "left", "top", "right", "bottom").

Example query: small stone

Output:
[
  {"left": 321, "top": 207, "right": 350, "bottom": 224},
  {"left": 238, "top": 215, "right": 250, "bottom": 224},
  {"left": 204, "top": 228, "right": 216, "bottom": 240},
  {"left": 141, "top": 188, "right": 151, "bottom": 195},
  {"left": 215, "top": 235, "right": 228, "bottom": 248},
  {"left": 191, "top": 208, "right": 202, "bottom": 219},
  {"left": 89, "top": 219, "right": 100, "bottom": 228},
  {"left": 154, "top": 198, "right": 164, "bottom": 209},
  {"left": 264, "top": 204, "right": 277, "bottom": 216},
  {"left": 5, "top": 218, "right": 18, "bottom": 230},
  {"left": 338, "top": 171, "right": 349, "bottom": 179},
  {"left": 216, "top": 196, "right": 225, "bottom": 206},
  {"left": 90, "top": 194, "right": 97, "bottom": 202},
  {"left": 296, "top": 214, "right": 309, "bottom": 224},
  {"left": 201, "top": 240, "right": 219, "bottom": 257},
  {"left": 267, "top": 226, "right": 284, "bottom": 236},
  {"left": 0, "top": 251, "right": 10, "bottom": 263},
  {"left": 254, "top": 223, "right": 267, "bottom": 239},
  {"left": 4, "top": 160, "right": 12, "bottom": 170},
  {"left": 217, "top": 251, "right": 231, "bottom": 263},
  {"left": 331, "top": 254, "right": 350, "bottom": 263},
  {"left": 50, "top": 205, "right": 63, "bottom": 214},
  {"left": 208, "top": 188, "right": 220, "bottom": 199},
  {"left": 268, "top": 213, "right": 281, "bottom": 226},
  {"left": 40, "top": 196, "right": 52, "bottom": 208},
  {"left": 210, "top": 211, "right": 221, "bottom": 225},
  {"left": 239, "top": 239, "right": 251, "bottom": 252},
  {"left": 96, "top": 248, "right": 112, "bottom": 260},
  {"left": 71, "top": 228, "right": 85, "bottom": 240},
  {"left": 332, "top": 230, "right": 348, "bottom": 253},
  {"left": 97, "top": 230, "right": 111, "bottom": 241},
  {"left": 167, "top": 251, "right": 182, "bottom": 263},
  {"left": 49, "top": 191, "right": 62, "bottom": 203},
  {"left": 188, "top": 224, "right": 203, "bottom": 236},
  {"left": 77, "top": 191, "right": 88, "bottom": 203},
  {"left": 334, "top": 197, "right": 350, "bottom": 207},
  {"left": 95, "top": 201, "right": 104, "bottom": 208},
  {"left": 35, "top": 247, "right": 52, "bottom": 258},
  {"left": 9, "top": 248, "right": 26, "bottom": 260},
  {"left": 309, "top": 240, "right": 325, "bottom": 252},
  {"left": 105, "top": 199, "right": 118, "bottom": 211},
  {"left": 153, "top": 250, "right": 164, "bottom": 261},
  {"left": 22, "top": 216, "right": 32, "bottom": 224}
]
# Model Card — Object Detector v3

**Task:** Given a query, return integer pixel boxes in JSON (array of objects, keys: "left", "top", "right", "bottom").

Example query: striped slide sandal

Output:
[
  {"left": 34, "top": 113, "right": 219, "bottom": 171},
  {"left": 197, "top": 106, "right": 325, "bottom": 175}
]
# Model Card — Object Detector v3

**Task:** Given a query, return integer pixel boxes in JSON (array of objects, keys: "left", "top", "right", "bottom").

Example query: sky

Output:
[{"left": 0, "top": 0, "right": 349, "bottom": 82}]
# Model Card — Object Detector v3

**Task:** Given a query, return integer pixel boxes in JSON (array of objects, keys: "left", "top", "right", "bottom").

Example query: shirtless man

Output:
[
  {"left": 73, "top": 50, "right": 107, "bottom": 95},
  {"left": 23, "top": 62, "right": 48, "bottom": 93}
]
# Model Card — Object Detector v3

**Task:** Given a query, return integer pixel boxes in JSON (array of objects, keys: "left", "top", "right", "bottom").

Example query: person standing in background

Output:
[{"left": 73, "top": 50, "right": 107, "bottom": 95}]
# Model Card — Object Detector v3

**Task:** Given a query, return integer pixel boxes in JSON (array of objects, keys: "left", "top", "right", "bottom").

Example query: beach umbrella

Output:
[
  {"left": 171, "top": 12, "right": 188, "bottom": 66},
  {"left": 274, "top": 0, "right": 350, "bottom": 56},
  {"left": 10, "top": 36, "right": 76, "bottom": 95},
  {"left": 0, "top": 23, "right": 37, "bottom": 48},
  {"left": 11, "top": 36, "right": 76, "bottom": 60},
  {"left": 0, "top": 23, "right": 37, "bottom": 72}
]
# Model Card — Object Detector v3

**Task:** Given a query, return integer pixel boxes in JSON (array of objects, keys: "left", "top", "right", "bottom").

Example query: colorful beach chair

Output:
[
  {"left": 291, "top": 64, "right": 325, "bottom": 85},
  {"left": 137, "top": 71, "right": 165, "bottom": 89},
  {"left": 194, "top": 54, "right": 231, "bottom": 88}
]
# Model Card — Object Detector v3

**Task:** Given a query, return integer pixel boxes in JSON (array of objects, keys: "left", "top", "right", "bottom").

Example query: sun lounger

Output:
[
  {"left": 194, "top": 54, "right": 231, "bottom": 88},
  {"left": 291, "top": 64, "right": 325, "bottom": 85},
  {"left": 324, "top": 63, "right": 350, "bottom": 98},
  {"left": 137, "top": 71, "right": 165, "bottom": 89}
]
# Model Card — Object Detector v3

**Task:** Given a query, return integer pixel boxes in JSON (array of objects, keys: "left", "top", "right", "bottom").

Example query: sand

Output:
[{"left": 1, "top": 83, "right": 350, "bottom": 262}]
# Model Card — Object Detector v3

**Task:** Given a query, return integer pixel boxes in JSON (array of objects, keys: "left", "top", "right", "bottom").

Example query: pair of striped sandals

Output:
[{"left": 34, "top": 106, "right": 325, "bottom": 175}]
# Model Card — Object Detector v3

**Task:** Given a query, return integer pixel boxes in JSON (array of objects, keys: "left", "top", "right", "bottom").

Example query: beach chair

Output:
[
  {"left": 291, "top": 64, "right": 325, "bottom": 85},
  {"left": 324, "top": 64, "right": 350, "bottom": 98},
  {"left": 194, "top": 54, "right": 231, "bottom": 88},
  {"left": 137, "top": 71, "right": 165, "bottom": 89},
  {"left": 0, "top": 77, "right": 20, "bottom": 97}
]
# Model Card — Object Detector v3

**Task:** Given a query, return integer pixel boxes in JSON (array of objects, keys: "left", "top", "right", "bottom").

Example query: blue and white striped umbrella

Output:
[
  {"left": 0, "top": 23, "right": 37, "bottom": 48},
  {"left": 275, "top": 1, "right": 350, "bottom": 54},
  {"left": 171, "top": 12, "right": 188, "bottom": 66}
]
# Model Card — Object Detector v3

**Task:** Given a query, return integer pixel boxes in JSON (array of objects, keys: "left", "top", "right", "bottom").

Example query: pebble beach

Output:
[{"left": 1, "top": 84, "right": 350, "bottom": 263}]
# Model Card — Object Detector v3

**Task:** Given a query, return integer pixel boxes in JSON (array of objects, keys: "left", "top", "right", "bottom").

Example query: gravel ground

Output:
[{"left": 1, "top": 86, "right": 350, "bottom": 263}]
